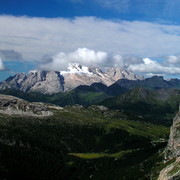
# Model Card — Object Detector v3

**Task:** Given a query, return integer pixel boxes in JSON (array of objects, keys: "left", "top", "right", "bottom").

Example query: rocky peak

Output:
[
  {"left": 106, "top": 67, "right": 143, "bottom": 81},
  {"left": 0, "top": 70, "right": 64, "bottom": 94},
  {"left": 88, "top": 67, "right": 104, "bottom": 77},
  {"left": 0, "top": 73, "right": 27, "bottom": 90},
  {"left": 68, "top": 63, "right": 83, "bottom": 72},
  {"left": 30, "top": 71, "right": 64, "bottom": 94},
  {"left": 28, "top": 70, "right": 47, "bottom": 81}
]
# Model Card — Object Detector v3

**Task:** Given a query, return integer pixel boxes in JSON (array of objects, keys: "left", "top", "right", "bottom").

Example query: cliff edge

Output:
[{"left": 158, "top": 107, "right": 180, "bottom": 180}]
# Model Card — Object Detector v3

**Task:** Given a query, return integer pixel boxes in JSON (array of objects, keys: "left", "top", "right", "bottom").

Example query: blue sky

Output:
[
  {"left": 1, "top": 0, "right": 180, "bottom": 22},
  {"left": 0, "top": 0, "right": 180, "bottom": 80}
]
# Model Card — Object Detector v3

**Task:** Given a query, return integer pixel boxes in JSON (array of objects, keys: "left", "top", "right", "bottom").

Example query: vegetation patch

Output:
[{"left": 68, "top": 150, "right": 133, "bottom": 159}]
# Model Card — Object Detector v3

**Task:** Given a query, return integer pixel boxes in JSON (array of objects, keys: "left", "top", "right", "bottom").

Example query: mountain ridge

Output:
[
  {"left": 0, "top": 64, "right": 143, "bottom": 94},
  {"left": 116, "top": 76, "right": 180, "bottom": 90},
  {"left": 99, "top": 87, "right": 180, "bottom": 125}
]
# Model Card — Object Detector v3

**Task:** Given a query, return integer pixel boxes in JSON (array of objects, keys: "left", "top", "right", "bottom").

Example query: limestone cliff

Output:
[{"left": 158, "top": 108, "right": 180, "bottom": 180}]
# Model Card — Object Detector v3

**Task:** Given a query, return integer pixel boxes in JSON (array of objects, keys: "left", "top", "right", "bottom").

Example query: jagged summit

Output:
[{"left": 0, "top": 64, "right": 143, "bottom": 94}]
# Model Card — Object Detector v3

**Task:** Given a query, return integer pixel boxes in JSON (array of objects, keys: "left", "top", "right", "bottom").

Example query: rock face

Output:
[
  {"left": 158, "top": 108, "right": 180, "bottom": 180},
  {"left": 0, "top": 64, "right": 143, "bottom": 94},
  {"left": 165, "top": 111, "right": 180, "bottom": 160},
  {"left": 30, "top": 71, "right": 64, "bottom": 94},
  {"left": 0, "top": 94, "right": 53, "bottom": 116},
  {"left": 0, "top": 71, "right": 64, "bottom": 94}
]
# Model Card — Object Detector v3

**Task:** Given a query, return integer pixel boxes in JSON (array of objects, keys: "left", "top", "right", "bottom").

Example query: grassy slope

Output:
[
  {"left": 0, "top": 82, "right": 127, "bottom": 107},
  {"left": 0, "top": 106, "right": 169, "bottom": 180},
  {"left": 100, "top": 88, "right": 180, "bottom": 126},
  {"left": 0, "top": 88, "right": 109, "bottom": 106}
]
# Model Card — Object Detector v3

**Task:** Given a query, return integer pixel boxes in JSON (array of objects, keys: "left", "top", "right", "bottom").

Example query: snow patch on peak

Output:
[
  {"left": 68, "top": 63, "right": 82, "bottom": 72},
  {"left": 61, "top": 63, "right": 93, "bottom": 75},
  {"left": 29, "top": 70, "right": 39, "bottom": 74}
]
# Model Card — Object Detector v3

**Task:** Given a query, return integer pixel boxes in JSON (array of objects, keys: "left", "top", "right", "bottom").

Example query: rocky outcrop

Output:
[
  {"left": 165, "top": 111, "right": 180, "bottom": 160},
  {"left": 158, "top": 108, "right": 180, "bottom": 180},
  {"left": 158, "top": 160, "right": 180, "bottom": 180},
  {"left": 0, "top": 64, "right": 143, "bottom": 94},
  {"left": 0, "top": 94, "right": 53, "bottom": 116}
]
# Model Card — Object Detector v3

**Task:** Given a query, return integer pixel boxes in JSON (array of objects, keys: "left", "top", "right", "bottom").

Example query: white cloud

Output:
[
  {"left": 0, "top": 49, "right": 23, "bottom": 61},
  {"left": 0, "top": 58, "right": 5, "bottom": 71},
  {"left": 94, "top": 0, "right": 130, "bottom": 12},
  {"left": 1, "top": 16, "right": 180, "bottom": 62},
  {"left": 166, "top": 55, "right": 180, "bottom": 65},
  {"left": 146, "top": 73, "right": 166, "bottom": 77},
  {"left": 40, "top": 49, "right": 180, "bottom": 77},
  {"left": 40, "top": 48, "right": 142, "bottom": 70},
  {"left": 40, "top": 48, "right": 107, "bottom": 70},
  {"left": 0, "top": 15, "right": 180, "bottom": 76},
  {"left": 128, "top": 58, "right": 180, "bottom": 75},
  {"left": 64, "top": 0, "right": 180, "bottom": 19}
]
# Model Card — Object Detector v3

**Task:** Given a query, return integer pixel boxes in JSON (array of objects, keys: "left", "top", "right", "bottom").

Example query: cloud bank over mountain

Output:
[
  {"left": 1, "top": 16, "right": 180, "bottom": 60},
  {"left": 40, "top": 48, "right": 180, "bottom": 77},
  {"left": 128, "top": 58, "right": 180, "bottom": 76},
  {"left": 40, "top": 48, "right": 142, "bottom": 71},
  {"left": 0, "top": 50, "right": 23, "bottom": 61},
  {"left": 0, "top": 15, "right": 180, "bottom": 77},
  {"left": 166, "top": 55, "right": 180, "bottom": 65}
]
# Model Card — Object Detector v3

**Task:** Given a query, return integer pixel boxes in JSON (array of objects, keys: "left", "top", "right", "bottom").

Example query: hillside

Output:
[
  {"left": 100, "top": 88, "right": 180, "bottom": 125},
  {"left": 116, "top": 76, "right": 180, "bottom": 90},
  {"left": 0, "top": 82, "right": 128, "bottom": 106},
  {"left": 0, "top": 97, "right": 169, "bottom": 180},
  {"left": 1, "top": 84, "right": 179, "bottom": 126}
]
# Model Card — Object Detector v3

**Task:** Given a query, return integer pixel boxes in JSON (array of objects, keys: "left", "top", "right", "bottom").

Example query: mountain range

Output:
[
  {"left": 0, "top": 63, "right": 143, "bottom": 94},
  {"left": 0, "top": 64, "right": 180, "bottom": 96},
  {"left": 0, "top": 63, "right": 180, "bottom": 126}
]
